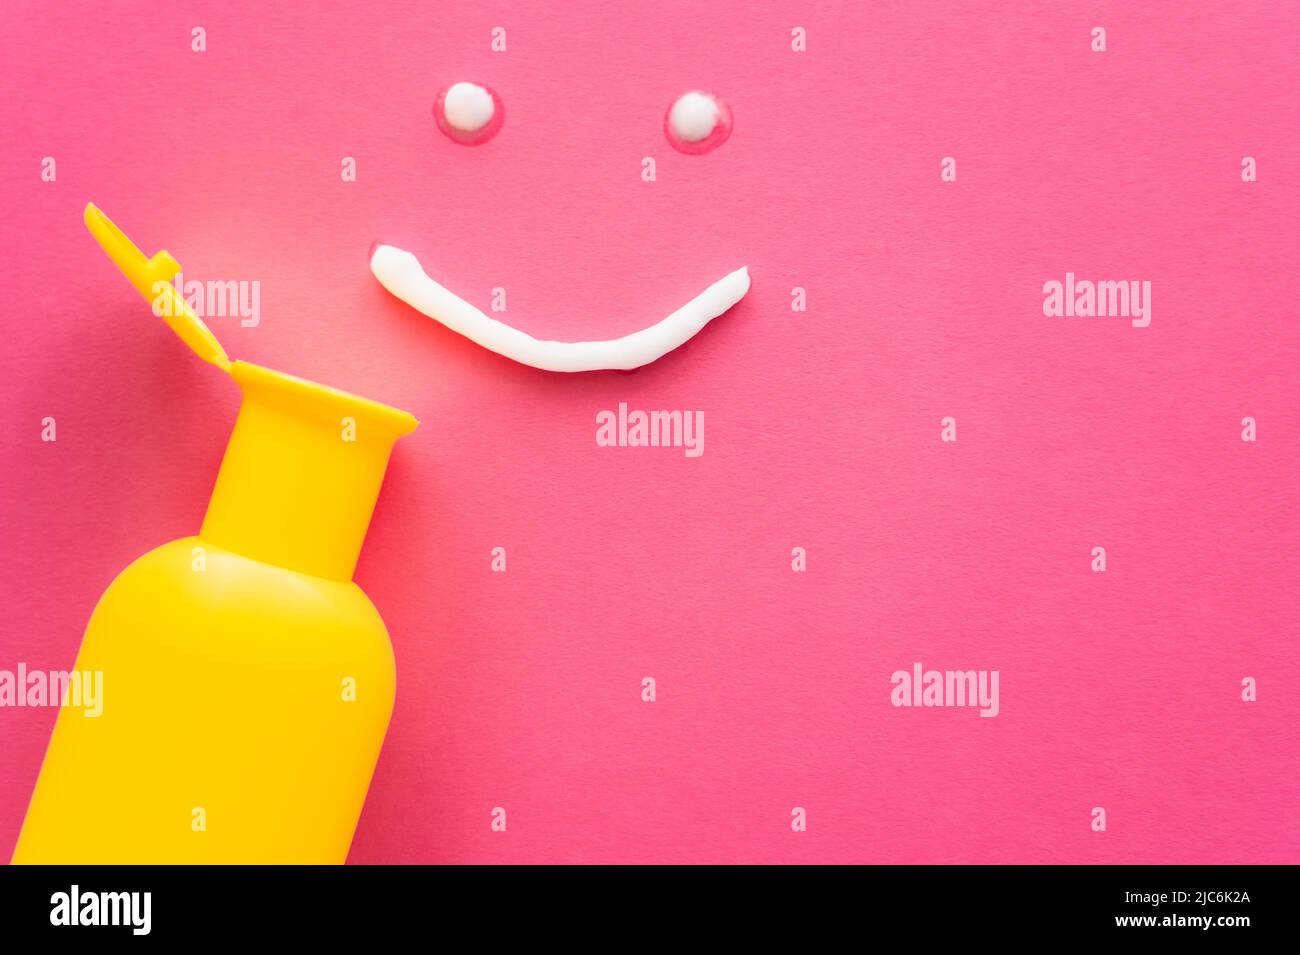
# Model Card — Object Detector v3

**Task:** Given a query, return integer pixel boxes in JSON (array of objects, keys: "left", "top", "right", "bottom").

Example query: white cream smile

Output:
[{"left": 370, "top": 244, "right": 750, "bottom": 372}]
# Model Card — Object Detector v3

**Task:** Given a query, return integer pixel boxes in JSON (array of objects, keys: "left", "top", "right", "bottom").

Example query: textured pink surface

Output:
[{"left": 2, "top": 1, "right": 1298, "bottom": 864}]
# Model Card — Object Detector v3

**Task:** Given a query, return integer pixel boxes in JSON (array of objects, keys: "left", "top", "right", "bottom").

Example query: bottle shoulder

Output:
[{"left": 102, "top": 536, "right": 393, "bottom": 648}]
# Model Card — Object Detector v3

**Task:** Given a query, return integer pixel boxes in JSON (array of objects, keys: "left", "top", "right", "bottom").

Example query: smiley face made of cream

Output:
[{"left": 369, "top": 84, "right": 749, "bottom": 373}]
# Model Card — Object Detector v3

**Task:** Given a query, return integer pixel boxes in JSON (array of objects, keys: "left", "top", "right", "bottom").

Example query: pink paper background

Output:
[{"left": 2, "top": 1, "right": 1297, "bottom": 864}]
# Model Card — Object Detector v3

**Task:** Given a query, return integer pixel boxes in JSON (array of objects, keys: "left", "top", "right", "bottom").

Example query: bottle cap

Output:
[{"left": 84, "top": 203, "right": 232, "bottom": 371}]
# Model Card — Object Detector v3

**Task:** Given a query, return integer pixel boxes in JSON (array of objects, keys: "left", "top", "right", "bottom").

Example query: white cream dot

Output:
[
  {"left": 669, "top": 91, "right": 720, "bottom": 143},
  {"left": 443, "top": 82, "right": 495, "bottom": 132}
]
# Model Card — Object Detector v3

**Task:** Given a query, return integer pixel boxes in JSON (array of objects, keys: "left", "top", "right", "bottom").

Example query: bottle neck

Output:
[{"left": 200, "top": 361, "right": 418, "bottom": 581}]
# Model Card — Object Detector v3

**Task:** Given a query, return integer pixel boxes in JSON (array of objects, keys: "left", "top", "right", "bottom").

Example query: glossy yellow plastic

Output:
[
  {"left": 83, "top": 203, "right": 232, "bottom": 371},
  {"left": 12, "top": 207, "right": 418, "bottom": 863}
]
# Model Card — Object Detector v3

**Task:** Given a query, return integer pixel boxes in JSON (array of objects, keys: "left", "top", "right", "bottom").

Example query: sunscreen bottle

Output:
[{"left": 12, "top": 205, "right": 418, "bottom": 863}]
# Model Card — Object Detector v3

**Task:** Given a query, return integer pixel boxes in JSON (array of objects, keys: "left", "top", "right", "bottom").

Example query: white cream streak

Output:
[{"left": 370, "top": 244, "right": 750, "bottom": 372}]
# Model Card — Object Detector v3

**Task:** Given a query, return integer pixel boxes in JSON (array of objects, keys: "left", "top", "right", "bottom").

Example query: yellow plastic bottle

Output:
[{"left": 12, "top": 206, "right": 418, "bottom": 864}]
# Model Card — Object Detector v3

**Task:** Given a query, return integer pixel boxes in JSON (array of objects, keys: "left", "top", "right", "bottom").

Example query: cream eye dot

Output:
[
  {"left": 664, "top": 90, "right": 732, "bottom": 154},
  {"left": 444, "top": 82, "right": 494, "bottom": 131},
  {"left": 669, "top": 91, "right": 719, "bottom": 141},
  {"left": 434, "top": 81, "right": 504, "bottom": 145}
]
